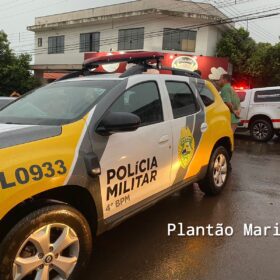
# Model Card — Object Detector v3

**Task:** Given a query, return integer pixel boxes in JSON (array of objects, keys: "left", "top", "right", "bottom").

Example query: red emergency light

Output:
[
  {"left": 83, "top": 51, "right": 230, "bottom": 80},
  {"left": 233, "top": 83, "right": 250, "bottom": 91},
  {"left": 83, "top": 51, "right": 164, "bottom": 70}
]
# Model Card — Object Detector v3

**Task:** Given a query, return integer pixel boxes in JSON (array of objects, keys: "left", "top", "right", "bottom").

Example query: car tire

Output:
[
  {"left": 199, "top": 146, "right": 230, "bottom": 196},
  {"left": 250, "top": 119, "right": 274, "bottom": 142},
  {"left": 0, "top": 204, "right": 92, "bottom": 280},
  {"left": 275, "top": 130, "right": 280, "bottom": 137}
]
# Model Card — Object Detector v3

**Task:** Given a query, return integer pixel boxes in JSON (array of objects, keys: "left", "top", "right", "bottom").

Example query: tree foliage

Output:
[
  {"left": 217, "top": 28, "right": 256, "bottom": 76},
  {"left": 217, "top": 27, "right": 280, "bottom": 87},
  {"left": 262, "top": 43, "right": 280, "bottom": 87},
  {"left": 0, "top": 31, "right": 41, "bottom": 96}
]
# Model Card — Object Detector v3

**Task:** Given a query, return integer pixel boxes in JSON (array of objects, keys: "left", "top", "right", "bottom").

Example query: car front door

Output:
[{"left": 97, "top": 80, "right": 173, "bottom": 220}]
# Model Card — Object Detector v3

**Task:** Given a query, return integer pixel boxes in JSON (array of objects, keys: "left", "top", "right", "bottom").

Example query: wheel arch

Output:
[
  {"left": 249, "top": 114, "right": 273, "bottom": 128},
  {"left": 213, "top": 136, "right": 233, "bottom": 159},
  {"left": 0, "top": 185, "right": 98, "bottom": 243}
]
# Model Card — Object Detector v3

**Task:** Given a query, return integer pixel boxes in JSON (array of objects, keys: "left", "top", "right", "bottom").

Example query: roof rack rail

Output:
[
  {"left": 56, "top": 70, "right": 103, "bottom": 81},
  {"left": 160, "top": 66, "right": 201, "bottom": 78},
  {"left": 56, "top": 52, "right": 201, "bottom": 81},
  {"left": 119, "top": 64, "right": 201, "bottom": 79}
]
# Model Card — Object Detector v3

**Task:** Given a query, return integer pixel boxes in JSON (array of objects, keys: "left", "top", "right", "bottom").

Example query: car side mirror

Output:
[{"left": 96, "top": 111, "right": 141, "bottom": 136}]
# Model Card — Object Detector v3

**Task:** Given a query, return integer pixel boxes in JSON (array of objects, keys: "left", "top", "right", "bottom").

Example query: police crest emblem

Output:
[{"left": 178, "top": 127, "right": 195, "bottom": 169}]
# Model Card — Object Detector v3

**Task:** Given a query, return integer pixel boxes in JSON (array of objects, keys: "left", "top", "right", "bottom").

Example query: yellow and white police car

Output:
[{"left": 0, "top": 52, "right": 233, "bottom": 280}]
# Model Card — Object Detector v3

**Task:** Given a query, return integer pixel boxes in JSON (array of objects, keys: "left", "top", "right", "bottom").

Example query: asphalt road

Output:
[{"left": 89, "top": 134, "right": 280, "bottom": 280}]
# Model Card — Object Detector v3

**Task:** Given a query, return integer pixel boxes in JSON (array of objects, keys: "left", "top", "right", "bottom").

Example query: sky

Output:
[{"left": 0, "top": 0, "right": 279, "bottom": 55}]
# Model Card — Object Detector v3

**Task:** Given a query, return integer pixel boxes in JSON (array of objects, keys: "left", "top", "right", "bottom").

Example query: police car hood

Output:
[{"left": 0, "top": 124, "right": 62, "bottom": 149}]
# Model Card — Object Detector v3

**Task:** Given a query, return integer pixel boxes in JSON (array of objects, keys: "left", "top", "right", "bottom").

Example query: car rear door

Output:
[
  {"left": 252, "top": 88, "right": 280, "bottom": 129},
  {"left": 161, "top": 76, "right": 206, "bottom": 186},
  {"left": 97, "top": 77, "right": 173, "bottom": 220}
]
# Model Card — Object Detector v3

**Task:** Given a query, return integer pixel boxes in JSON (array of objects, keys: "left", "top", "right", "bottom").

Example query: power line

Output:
[
  {"left": 14, "top": 6, "right": 280, "bottom": 56},
  {"left": 6, "top": 0, "right": 214, "bottom": 45},
  {"left": 212, "top": 0, "right": 258, "bottom": 8},
  {"left": 7, "top": 0, "right": 279, "bottom": 46},
  {"left": 0, "top": 0, "right": 32, "bottom": 11},
  {"left": 7, "top": 0, "right": 226, "bottom": 47},
  {"left": 203, "top": 0, "right": 280, "bottom": 42},
  {"left": 11, "top": 2, "right": 280, "bottom": 47},
  {"left": 221, "top": 4, "right": 277, "bottom": 42},
  {"left": 5, "top": 1, "right": 280, "bottom": 54},
  {"left": 16, "top": 9, "right": 280, "bottom": 56},
  {"left": 0, "top": 0, "right": 69, "bottom": 22}
]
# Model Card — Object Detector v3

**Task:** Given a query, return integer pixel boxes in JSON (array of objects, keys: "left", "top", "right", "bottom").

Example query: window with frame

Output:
[
  {"left": 163, "top": 28, "right": 197, "bottom": 52},
  {"left": 48, "top": 36, "right": 65, "bottom": 54},
  {"left": 110, "top": 81, "right": 163, "bottom": 126},
  {"left": 118, "top": 28, "right": 144, "bottom": 50},
  {"left": 254, "top": 89, "right": 280, "bottom": 103},
  {"left": 198, "top": 85, "right": 215, "bottom": 107},
  {"left": 165, "top": 81, "right": 199, "bottom": 118},
  {"left": 80, "top": 32, "right": 100, "bottom": 52},
  {"left": 38, "top": 38, "right": 42, "bottom": 47}
]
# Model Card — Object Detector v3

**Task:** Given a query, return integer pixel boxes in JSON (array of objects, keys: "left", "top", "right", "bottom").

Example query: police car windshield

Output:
[{"left": 0, "top": 80, "right": 121, "bottom": 125}]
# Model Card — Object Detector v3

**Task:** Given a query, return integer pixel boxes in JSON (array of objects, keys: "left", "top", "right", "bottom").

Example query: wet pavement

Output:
[{"left": 89, "top": 134, "right": 280, "bottom": 280}]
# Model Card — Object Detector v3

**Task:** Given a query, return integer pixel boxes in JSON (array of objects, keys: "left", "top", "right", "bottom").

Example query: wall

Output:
[
  {"left": 34, "top": 14, "right": 221, "bottom": 66},
  {"left": 34, "top": 0, "right": 225, "bottom": 25}
]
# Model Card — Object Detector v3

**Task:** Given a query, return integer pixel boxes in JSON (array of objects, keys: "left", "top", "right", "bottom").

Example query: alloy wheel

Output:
[
  {"left": 252, "top": 122, "right": 269, "bottom": 140},
  {"left": 213, "top": 154, "right": 227, "bottom": 188},
  {"left": 13, "top": 223, "right": 79, "bottom": 280}
]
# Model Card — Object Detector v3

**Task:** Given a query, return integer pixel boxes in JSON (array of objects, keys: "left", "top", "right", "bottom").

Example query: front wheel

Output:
[
  {"left": 199, "top": 146, "right": 230, "bottom": 195},
  {"left": 250, "top": 119, "right": 274, "bottom": 142},
  {"left": 0, "top": 205, "right": 92, "bottom": 280}
]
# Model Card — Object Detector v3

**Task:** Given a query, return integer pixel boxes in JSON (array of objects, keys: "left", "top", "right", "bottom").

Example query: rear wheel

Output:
[
  {"left": 250, "top": 119, "right": 274, "bottom": 142},
  {"left": 275, "top": 130, "right": 280, "bottom": 137},
  {"left": 199, "top": 146, "right": 230, "bottom": 195},
  {"left": 0, "top": 205, "right": 92, "bottom": 280}
]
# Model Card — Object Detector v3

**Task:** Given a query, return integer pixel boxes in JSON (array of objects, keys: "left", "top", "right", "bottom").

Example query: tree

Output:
[
  {"left": 247, "top": 42, "right": 272, "bottom": 87},
  {"left": 216, "top": 27, "right": 256, "bottom": 77},
  {"left": 217, "top": 27, "right": 280, "bottom": 87},
  {"left": 261, "top": 43, "right": 280, "bottom": 87},
  {"left": 0, "top": 31, "right": 41, "bottom": 96}
]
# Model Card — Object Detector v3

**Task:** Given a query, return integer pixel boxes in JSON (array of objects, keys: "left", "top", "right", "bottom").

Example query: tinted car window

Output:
[
  {"left": 0, "top": 80, "right": 121, "bottom": 125},
  {"left": 110, "top": 81, "right": 163, "bottom": 126},
  {"left": 199, "top": 85, "right": 215, "bottom": 106},
  {"left": 165, "top": 81, "right": 199, "bottom": 118},
  {"left": 254, "top": 89, "right": 280, "bottom": 103}
]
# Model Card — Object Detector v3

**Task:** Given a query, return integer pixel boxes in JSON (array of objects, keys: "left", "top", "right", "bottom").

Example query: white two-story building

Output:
[{"left": 27, "top": 0, "right": 231, "bottom": 80}]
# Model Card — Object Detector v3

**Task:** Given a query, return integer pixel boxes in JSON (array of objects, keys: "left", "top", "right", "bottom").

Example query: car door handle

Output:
[
  {"left": 201, "top": 123, "right": 208, "bottom": 133},
  {"left": 159, "top": 135, "right": 169, "bottom": 144}
]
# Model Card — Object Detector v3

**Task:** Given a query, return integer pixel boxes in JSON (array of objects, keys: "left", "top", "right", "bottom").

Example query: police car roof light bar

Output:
[
  {"left": 83, "top": 51, "right": 164, "bottom": 70},
  {"left": 56, "top": 52, "right": 201, "bottom": 81}
]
